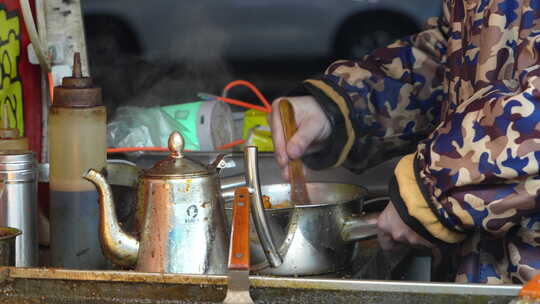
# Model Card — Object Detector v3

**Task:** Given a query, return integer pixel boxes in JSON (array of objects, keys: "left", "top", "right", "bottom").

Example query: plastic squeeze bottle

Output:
[{"left": 48, "top": 53, "right": 108, "bottom": 269}]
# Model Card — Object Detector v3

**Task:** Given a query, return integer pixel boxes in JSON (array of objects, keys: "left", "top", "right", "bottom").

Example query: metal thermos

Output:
[{"left": 0, "top": 151, "right": 38, "bottom": 267}]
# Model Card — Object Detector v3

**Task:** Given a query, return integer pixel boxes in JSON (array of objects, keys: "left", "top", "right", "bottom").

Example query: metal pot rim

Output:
[
  {"left": 0, "top": 227, "right": 22, "bottom": 240},
  {"left": 225, "top": 182, "right": 367, "bottom": 210}
]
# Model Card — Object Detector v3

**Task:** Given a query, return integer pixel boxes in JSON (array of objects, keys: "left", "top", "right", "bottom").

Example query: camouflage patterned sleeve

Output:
[
  {"left": 384, "top": 0, "right": 540, "bottom": 246},
  {"left": 391, "top": 68, "right": 540, "bottom": 244},
  {"left": 299, "top": 7, "right": 450, "bottom": 173}
]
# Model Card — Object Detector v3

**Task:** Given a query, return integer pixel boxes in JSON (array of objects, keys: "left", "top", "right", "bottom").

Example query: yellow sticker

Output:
[{"left": 0, "top": 7, "right": 24, "bottom": 136}]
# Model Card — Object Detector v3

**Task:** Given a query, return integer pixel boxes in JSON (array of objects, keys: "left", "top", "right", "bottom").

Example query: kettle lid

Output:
[{"left": 143, "top": 131, "right": 211, "bottom": 178}]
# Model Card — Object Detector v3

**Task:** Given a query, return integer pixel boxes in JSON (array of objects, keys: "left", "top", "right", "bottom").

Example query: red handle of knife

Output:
[{"left": 229, "top": 186, "right": 251, "bottom": 270}]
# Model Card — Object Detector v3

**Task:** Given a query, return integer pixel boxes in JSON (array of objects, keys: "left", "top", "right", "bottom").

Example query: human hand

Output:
[
  {"left": 377, "top": 202, "right": 434, "bottom": 250},
  {"left": 268, "top": 96, "right": 331, "bottom": 181}
]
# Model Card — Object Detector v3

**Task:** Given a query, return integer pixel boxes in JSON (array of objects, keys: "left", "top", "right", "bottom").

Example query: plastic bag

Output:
[{"left": 107, "top": 106, "right": 196, "bottom": 150}]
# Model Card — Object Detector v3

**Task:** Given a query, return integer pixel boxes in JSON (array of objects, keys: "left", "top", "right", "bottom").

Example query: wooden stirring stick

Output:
[{"left": 279, "top": 99, "right": 311, "bottom": 205}]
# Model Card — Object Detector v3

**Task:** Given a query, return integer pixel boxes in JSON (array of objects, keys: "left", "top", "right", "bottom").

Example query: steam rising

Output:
[{"left": 88, "top": 3, "right": 234, "bottom": 116}]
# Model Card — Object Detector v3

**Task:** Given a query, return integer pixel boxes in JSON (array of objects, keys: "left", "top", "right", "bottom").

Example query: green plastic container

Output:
[{"left": 162, "top": 100, "right": 234, "bottom": 151}]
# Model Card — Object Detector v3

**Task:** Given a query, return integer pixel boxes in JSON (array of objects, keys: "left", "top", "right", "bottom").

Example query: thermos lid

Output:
[
  {"left": 0, "top": 150, "right": 36, "bottom": 181},
  {"left": 143, "top": 131, "right": 212, "bottom": 178}
]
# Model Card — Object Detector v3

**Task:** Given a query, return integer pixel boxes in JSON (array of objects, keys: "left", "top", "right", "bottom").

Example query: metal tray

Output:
[{"left": 0, "top": 267, "right": 520, "bottom": 303}]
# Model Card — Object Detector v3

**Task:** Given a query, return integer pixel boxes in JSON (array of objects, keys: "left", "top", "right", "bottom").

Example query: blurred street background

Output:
[{"left": 81, "top": 0, "right": 442, "bottom": 118}]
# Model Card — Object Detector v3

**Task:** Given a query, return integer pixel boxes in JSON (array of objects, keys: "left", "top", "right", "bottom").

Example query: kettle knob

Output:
[{"left": 168, "top": 131, "right": 184, "bottom": 159}]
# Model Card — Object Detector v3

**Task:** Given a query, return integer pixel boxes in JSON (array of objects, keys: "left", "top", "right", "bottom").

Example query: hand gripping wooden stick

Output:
[{"left": 279, "top": 99, "right": 311, "bottom": 205}]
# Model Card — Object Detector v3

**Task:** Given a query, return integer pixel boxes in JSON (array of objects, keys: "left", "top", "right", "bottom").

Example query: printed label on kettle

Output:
[
  {"left": 169, "top": 184, "right": 210, "bottom": 225},
  {"left": 170, "top": 202, "right": 202, "bottom": 226},
  {"left": 184, "top": 205, "right": 199, "bottom": 224}
]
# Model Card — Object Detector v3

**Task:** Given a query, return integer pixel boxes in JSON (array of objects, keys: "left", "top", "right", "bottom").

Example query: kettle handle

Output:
[{"left": 244, "top": 146, "right": 283, "bottom": 267}]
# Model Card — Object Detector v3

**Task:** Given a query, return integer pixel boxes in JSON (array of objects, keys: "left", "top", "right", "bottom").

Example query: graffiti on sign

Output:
[{"left": 0, "top": 4, "right": 23, "bottom": 135}]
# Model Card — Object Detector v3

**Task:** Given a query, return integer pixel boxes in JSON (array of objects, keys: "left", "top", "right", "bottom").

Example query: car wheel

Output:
[{"left": 335, "top": 16, "right": 419, "bottom": 60}]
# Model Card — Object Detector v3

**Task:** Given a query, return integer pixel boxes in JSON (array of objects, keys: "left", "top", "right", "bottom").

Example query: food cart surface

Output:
[{"left": 0, "top": 267, "right": 520, "bottom": 303}]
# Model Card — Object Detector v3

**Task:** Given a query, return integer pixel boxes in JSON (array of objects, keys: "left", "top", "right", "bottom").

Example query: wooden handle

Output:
[
  {"left": 279, "top": 99, "right": 310, "bottom": 205},
  {"left": 228, "top": 186, "right": 251, "bottom": 271}
]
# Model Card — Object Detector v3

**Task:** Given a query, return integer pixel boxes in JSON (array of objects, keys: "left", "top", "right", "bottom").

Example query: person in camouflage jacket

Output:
[{"left": 269, "top": 0, "right": 540, "bottom": 284}]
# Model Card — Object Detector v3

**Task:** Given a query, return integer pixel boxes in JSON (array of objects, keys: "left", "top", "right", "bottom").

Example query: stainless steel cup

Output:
[{"left": 0, "top": 151, "right": 38, "bottom": 267}]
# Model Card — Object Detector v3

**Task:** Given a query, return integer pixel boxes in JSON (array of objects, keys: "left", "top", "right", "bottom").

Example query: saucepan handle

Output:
[
  {"left": 221, "top": 175, "right": 246, "bottom": 201},
  {"left": 341, "top": 212, "right": 379, "bottom": 242},
  {"left": 341, "top": 197, "right": 389, "bottom": 243},
  {"left": 244, "top": 146, "right": 283, "bottom": 267}
]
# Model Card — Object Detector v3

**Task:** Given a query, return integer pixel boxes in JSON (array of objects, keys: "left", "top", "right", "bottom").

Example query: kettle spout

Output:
[{"left": 84, "top": 169, "right": 139, "bottom": 267}]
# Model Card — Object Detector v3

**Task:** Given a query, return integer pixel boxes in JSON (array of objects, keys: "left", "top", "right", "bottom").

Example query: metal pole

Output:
[
  {"left": 42, "top": 0, "right": 90, "bottom": 161},
  {"left": 44, "top": 0, "right": 89, "bottom": 75}
]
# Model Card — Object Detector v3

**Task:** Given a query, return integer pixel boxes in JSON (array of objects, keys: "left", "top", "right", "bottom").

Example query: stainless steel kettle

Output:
[{"left": 84, "top": 131, "right": 230, "bottom": 274}]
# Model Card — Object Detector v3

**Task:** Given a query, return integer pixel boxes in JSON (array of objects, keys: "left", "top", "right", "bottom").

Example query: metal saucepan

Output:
[{"left": 225, "top": 147, "right": 378, "bottom": 276}]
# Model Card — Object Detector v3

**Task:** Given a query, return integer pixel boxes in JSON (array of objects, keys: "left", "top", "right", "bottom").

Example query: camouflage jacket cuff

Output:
[
  {"left": 297, "top": 77, "right": 356, "bottom": 170},
  {"left": 389, "top": 154, "right": 467, "bottom": 244}
]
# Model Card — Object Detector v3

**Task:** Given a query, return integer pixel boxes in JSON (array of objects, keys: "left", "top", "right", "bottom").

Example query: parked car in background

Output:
[{"left": 81, "top": 0, "right": 441, "bottom": 62}]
